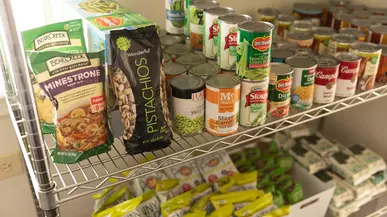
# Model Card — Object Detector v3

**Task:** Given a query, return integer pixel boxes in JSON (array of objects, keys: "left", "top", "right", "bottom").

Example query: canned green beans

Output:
[
  {"left": 203, "top": 7, "right": 235, "bottom": 60},
  {"left": 165, "top": 0, "right": 185, "bottom": 34},
  {"left": 236, "top": 21, "right": 274, "bottom": 81},
  {"left": 218, "top": 14, "right": 252, "bottom": 71},
  {"left": 170, "top": 74, "right": 205, "bottom": 135},
  {"left": 240, "top": 78, "right": 269, "bottom": 127}
]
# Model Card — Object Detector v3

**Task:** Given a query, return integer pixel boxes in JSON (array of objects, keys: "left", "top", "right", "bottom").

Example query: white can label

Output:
[
  {"left": 314, "top": 67, "right": 339, "bottom": 103},
  {"left": 240, "top": 80, "right": 268, "bottom": 126},
  {"left": 205, "top": 85, "right": 240, "bottom": 136},
  {"left": 172, "top": 90, "right": 205, "bottom": 135},
  {"left": 336, "top": 61, "right": 359, "bottom": 97},
  {"left": 218, "top": 20, "right": 238, "bottom": 70},
  {"left": 203, "top": 12, "right": 219, "bottom": 59},
  {"left": 165, "top": 0, "right": 185, "bottom": 34}
]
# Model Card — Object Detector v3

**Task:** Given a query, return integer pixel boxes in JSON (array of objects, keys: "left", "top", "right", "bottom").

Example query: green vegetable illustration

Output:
[
  {"left": 170, "top": 0, "right": 184, "bottom": 28},
  {"left": 173, "top": 115, "right": 204, "bottom": 135}
]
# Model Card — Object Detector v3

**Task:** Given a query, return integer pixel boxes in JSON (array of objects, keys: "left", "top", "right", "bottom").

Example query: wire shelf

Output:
[{"left": 13, "top": 84, "right": 387, "bottom": 204}]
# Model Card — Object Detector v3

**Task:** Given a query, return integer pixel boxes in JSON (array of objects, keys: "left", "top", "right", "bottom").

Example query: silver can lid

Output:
[
  {"left": 177, "top": 53, "right": 206, "bottom": 66},
  {"left": 293, "top": 3, "right": 323, "bottom": 14},
  {"left": 170, "top": 74, "right": 205, "bottom": 91},
  {"left": 276, "top": 42, "right": 301, "bottom": 49},
  {"left": 192, "top": 1, "right": 220, "bottom": 10},
  {"left": 312, "top": 27, "right": 336, "bottom": 36},
  {"left": 276, "top": 14, "right": 297, "bottom": 23},
  {"left": 204, "top": 6, "right": 235, "bottom": 16},
  {"left": 270, "top": 63, "right": 294, "bottom": 75},
  {"left": 346, "top": 4, "right": 367, "bottom": 12},
  {"left": 340, "top": 28, "right": 367, "bottom": 37},
  {"left": 160, "top": 35, "right": 182, "bottom": 46},
  {"left": 164, "top": 62, "right": 187, "bottom": 76},
  {"left": 238, "top": 21, "right": 274, "bottom": 32},
  {"left": 370, "top": 24, "right": 387, "bottom": 34},
  {"left": 190, "top": 63, "right": 221, "bottom": 77},
  {"left": 287, "top": 32, "right": 313, "bottom": 40},
  {"left": 351, "top": 10, "right": 371, "bottom": 19},
  {"left": 314, "top": 55, "right": 340, "bottom": 68},
  {"left": 296, "top": 48, "right": 318, "bottom": 57},
  {"left": 370, "top": 16, "right": 387, "bottom": 25},
  {"left": 292, "top": 20, "right": 314, "bottom": 30},
  {"left": 158, "top": 29, "right": 167, "bottom": 37},
  {"left": 272, "top": 48, "right": 296, "bottom": 59},
  {"left": 350, "top": 18, "right": 373, "bottom": 27},
  {"left": 334, "top": 52, "right": 361, "bottom": 62},
  {"left": 285, "top": 55, "right": 318, "bottom": 68},
  {"left": 165, "top": 44, "right": 192, "bottom": 56},
  {"left": 219, "top": 14, "right": 252, "bottom": 24},
  {"left": 368, "top": 8, "right": 387, "bottom": 16},
  {"left": 351, "top": 42, "right": 382, "bottom": 53},
  {"left": 331, "top": 33, "right": 358, "bottom": 43},
  {"left": 329, "top": 6, "right": 348, "bottom": 14},
  {"left": 206, "top": 74, "right": 240, "bottom": 88},
  {"left": 257, "top": 8, "right": 281, "bottom": 17},
  {"left": 335, "top": 12, "right": 353, "bottom": 21}
]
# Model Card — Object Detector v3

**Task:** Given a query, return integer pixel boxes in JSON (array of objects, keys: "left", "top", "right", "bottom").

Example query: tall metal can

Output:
[
  {"left": 314, "top": 55, "right": 340, "bottom": 104},
  {"left": 217, "top": 14, "right": 252, "bottom": 71},
  {"left": 189, "top": 1, "right": 220, "bottom": 51},
  {"left": 334, "top": 52, "right": 361, "bottom": 97},
  {"left": 203, "top": 7, "right": 235, "bottom": 60},
  {"left": 285, "top": 56, "right": 318, "bottom": 110},
  {"left": 165, "top": 0, "right": 185, "bottom": 35},
  {"left": 312, "top": 27, "right": 336, "bottom": 55},
  {"left": 240, "top": 79, "right": 269, "bottom": 127},
  {"left": 349, "top": 42, "right": 382, "bottom": 91},
  {"left": 184, "top": 0, "right": 215, "bottom": 38},
  {"left": 268, "top": 63, "right": 294, "bottom": 118},
  {"left": 236, "top": 21, "right": 274, "bottom": 81},
  {"left": 275, "top": 14, "right": 297, "bottom": 40}
]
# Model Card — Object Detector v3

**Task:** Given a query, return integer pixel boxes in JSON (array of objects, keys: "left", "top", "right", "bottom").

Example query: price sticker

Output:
[{"left": 90, "top": 95, "right": 105, "bottom": 113}]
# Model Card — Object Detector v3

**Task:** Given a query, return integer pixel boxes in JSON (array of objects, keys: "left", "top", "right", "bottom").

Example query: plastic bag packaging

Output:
[
  {"left": 273, "top": 132, "right": 296, "bottom": 150},
  {"left": 21, "top": 19, "right": 87, "bottom": 134},
  {"left": 191, "top": 192, "right": 218, "bottom": 213},
  {"left": 288, "top": 144, "right": 327, "bottom": 174},
  {"left": 164, "top": 160, "right": 204, "bottom": 192},
  {"left": 161, "top": 191, "right": 192, "bottom": 217},
  {"left": 210, "top": 189, "right": 265, "bottom": 210},
  {"left": 137, "top": 190, "right": 161, "bottom": 217},
  {"left": 234, "top": 193, "right": 275, "bottom": 217},
  {"left": 191, "top": 183, "right": 213, "bottom": 205},
  {"left": 114, "top": 196, "right": 143, "bottom": 217},
  {"left": 197, "top": 150, "right": 238, "bottom": 183},
  {"left": 344, "top": 144, "right": 387, "bottom": 175},
  {"left": 328, "top": 151, "right": 371, "bottom": 186},
  {"left": 110, "top": 26, "right": 173, "bottom": 154},
  {"left": 132, "top": 155, "right": 170, "bottom": 196},
  {"left": 329, "top": 171, "right": 374, "bottom": 201},
  {"left": 208, "top": 204, "right": 234, "bottom": 217},
  {"left": 371, "top": 170, "right": 387, "bottom": 186},
  {"left": 29, "top": 51, "right": 113, "bottom": 164},
  {"left": 329, "top": 201, "right": 358, "bottom": 217},
  {"left": 219, "top": 171, "right": 258, "bottom": 193},
  {"left": 183, "top": 212, "right": 207, "bottom": 217},
  {"left": 285, "top": 127, "right": 312, "bottom": 139},
  {"left": 297, "top": 133, "right": 339, "bottom": 157},
  {"left": 156, "top": 179, "right": 182, "bottom": 203},
  {"left": 262, "top": 206, "right": 291, "bottom": 217}
]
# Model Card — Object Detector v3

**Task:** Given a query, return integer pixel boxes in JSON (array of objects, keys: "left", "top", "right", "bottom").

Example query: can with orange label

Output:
[{"left": 205, "top": 74, "right": 241, "bottom": 136}]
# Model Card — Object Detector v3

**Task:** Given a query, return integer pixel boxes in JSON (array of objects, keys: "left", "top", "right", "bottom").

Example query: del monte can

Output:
[{"left": 237, "top": 21, "right": 274, "bottom": 81}]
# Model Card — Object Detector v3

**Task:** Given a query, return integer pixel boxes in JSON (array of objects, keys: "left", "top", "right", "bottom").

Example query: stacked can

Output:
[
  {"left": 257, "top": 8, "right": 280, "bottom": 24},
  {"left": 203, "top": 7, "right": 235, "bottom": 60},
  {"left": 331, "top": 13, "right": 353, "bottom": 31},
  {"left": 190, "top": 62, "right": 221, "bottom": 79},
  {"left": 351, "top": 10, "right": 371, "bottom": 20},
  {"left": 287, "top": 32, "right": 314, "bottom": 48},
  {"left": 285, "top": 56, "right": 318, "bottom": 110},
  {"left": 312, "top": 27, "right": 336, "bottom": 55},
  {"left": 334, "top": 52, "right": 361, "bottom": 97},
  {"left": 377, "top": 45, "right": 387, "bottom": 83},
  {"left": 327, "top": 7, "right": 348, "bottom": 28},
  {"left": 275, "top": 14, "right": 297, "bottom": 40},
  {"left": 189, "top": 1, "right": 220, "bottom": 51},
  {"left": 268, "top": 63, "right": 294, "bottom": 117},
  {"left": 176, "top": 53, "right": 206, "bottom": 69},
  {"left": 218, "top": 14, "right": 252, "bottom": 71},
  {"left": 350, "top": 19, "right": 373, "bottom": 34},
  {"left": 290, "top": 20, "right": 314, "bottom": 32},
  {"left": 271, "top": 48, "right": 296, "bottom": 63},
  {"left": 340, "top": 28, "right": 367, "bottom": 42},
  {"left": 369, "top": 25, "right": 387, "bottom": 45},
  {"left": 184, "top": 0, "right": 215, "bottom": 39},
  {"left": 292, "top": 3, "right": 323, "bottom": 26},
  {"left": 328, "top": 33, "right": 358, "bottom": 55},
  {"left": 165, "top": 0, "right": 185, "bottom": 35},
  {"left": 349, "top": 42, "right": 382, "bottom": 91},
  {"left": 314, "top": 55, "right": 340, "bottom": 104}
]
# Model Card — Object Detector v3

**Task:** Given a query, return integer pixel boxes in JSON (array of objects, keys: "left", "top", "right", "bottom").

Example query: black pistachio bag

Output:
[{"left": 110, "top": 26, "right": 172, "bottom": 154}]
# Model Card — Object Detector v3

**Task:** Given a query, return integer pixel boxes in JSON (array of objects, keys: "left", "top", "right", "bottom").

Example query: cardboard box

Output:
[
  {"left": 291, "top": 163, "right": 335, "bottom": 217},
  {"left": 66, "top": 0, "right": 154, "bottom": 137}
]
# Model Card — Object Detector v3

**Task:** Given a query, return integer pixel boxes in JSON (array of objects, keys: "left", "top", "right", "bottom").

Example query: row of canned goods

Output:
[{"left": 166, "top": 41, "right": 383, "bottom": 137}]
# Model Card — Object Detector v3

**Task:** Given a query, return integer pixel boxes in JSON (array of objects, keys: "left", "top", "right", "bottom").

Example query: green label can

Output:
[
  {"left": 240, "top": 79, "right": 268, "bottom": 127},
  {"left": 268, "top": 63, "right": 294, "bottom": 117},
  {"left": 236, "top": 21, "right": 274, "bottom": 81}
]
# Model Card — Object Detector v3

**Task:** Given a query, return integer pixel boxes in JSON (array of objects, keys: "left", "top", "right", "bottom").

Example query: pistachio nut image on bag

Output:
[
  {"left": 29, "top": 51, "right": 113, "bottom": 164},
  {"left": 110, "top": 26, "right": 172, "bottom": 154},
  {"left": 21, "top": 19, "right": 86, "bottom": 134}
]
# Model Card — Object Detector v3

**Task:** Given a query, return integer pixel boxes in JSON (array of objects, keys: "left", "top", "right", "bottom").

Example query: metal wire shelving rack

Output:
[{"left": 2, "top": 0, "right": 387, "bottom": 216}]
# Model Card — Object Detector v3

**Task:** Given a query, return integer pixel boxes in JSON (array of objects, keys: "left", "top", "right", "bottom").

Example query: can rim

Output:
[
  {"left": 238, "top": 21, "right": 275, "bottom": 32},
  {"left": 270, "top": 62, "right": 295, "bottom": 75},
  {"left": 293, "top": 3, "right": 323, "bottom": 14},
  {"left": 285, "top": 56, "right": 318, "bottom": 68},
  {"left": 164, "top": 62, "right": 188, "bottom": 75},
  {"left": 350, "top": 42, "right": 382, "bottom": 53},
  {"left": 176, "top": 53, "right": 206, "bottom": 65},
  {"left": 206, "top": 74, "right": 241, "bottom": 88},
  {"left": 276, "top": 14, "right": 298, "bottom": 23},
  {"left": 334, "top": 52, "right": 361, "bottom": 62},
  {"left": 190, "top": 63, "right": 221, "bottom": 76},
  {"left": 370, "top": 24, "right": 387, "bottom": 34},
  {"left": 314, "top": 55, "right": 340, "bottom": 68},
  {"left": 204, "top": 6, "right": 235, "bottom": 16},
  {"left": 218, "top": 14, "right": 252, "bottom": 24},
  {"left": 170, "top": 74, "right": 205, "bottom": 91},
  {"left": 190, "top": 1, "right": 220, "bottom": 10}
]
